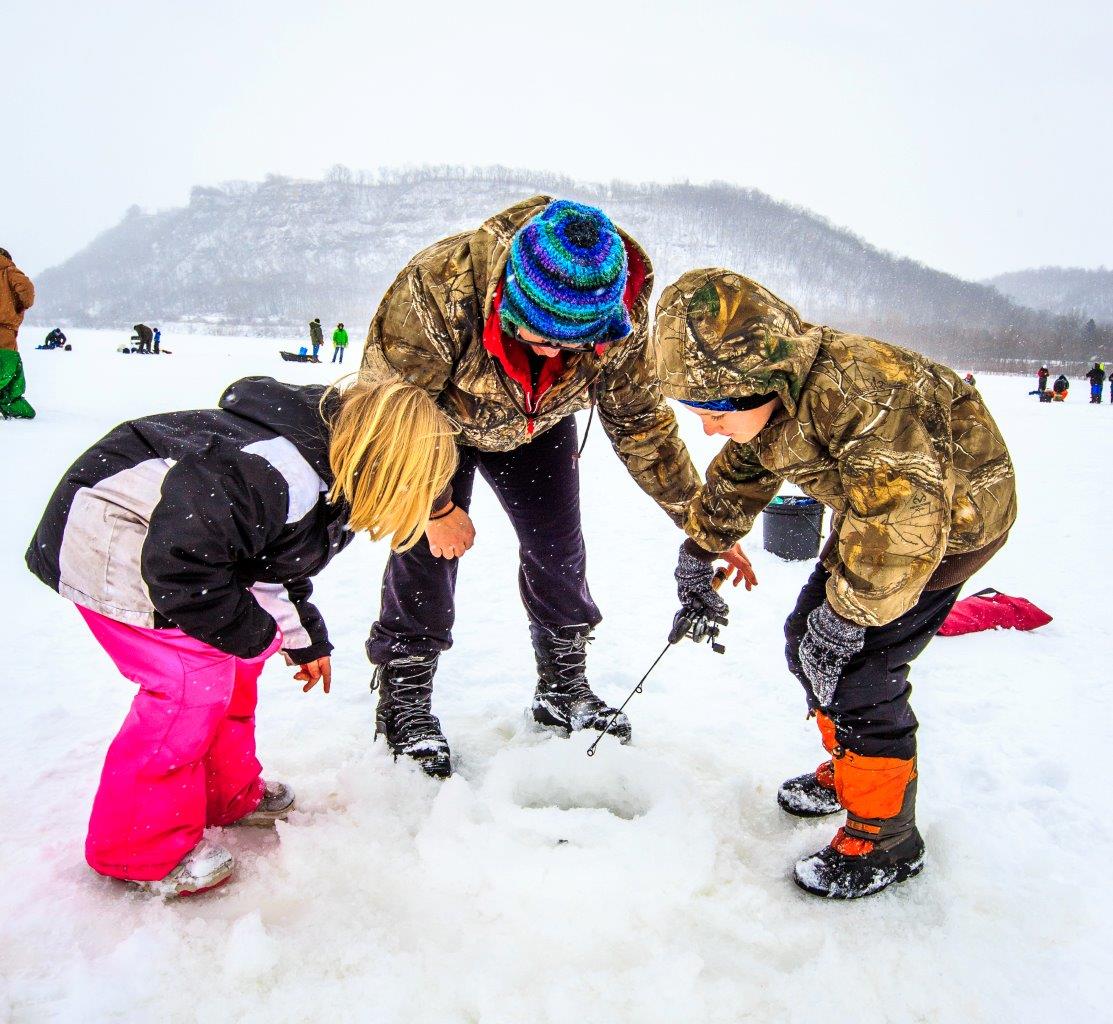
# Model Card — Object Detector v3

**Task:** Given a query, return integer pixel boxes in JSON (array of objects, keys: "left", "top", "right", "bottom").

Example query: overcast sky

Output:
[{"left": 6, "top": 0, "right": 1110, "bottom": 280}]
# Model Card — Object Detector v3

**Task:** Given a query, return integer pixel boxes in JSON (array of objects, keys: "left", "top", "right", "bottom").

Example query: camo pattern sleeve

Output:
[
  {"left": 684, "top": 440, "right": 782, "bottom": 553},
  {"left": 360, "top": 251, "right": 460, "bottom": 397},
  {"left": 596, "top": 331, "right": 702, "bottom": 526}
]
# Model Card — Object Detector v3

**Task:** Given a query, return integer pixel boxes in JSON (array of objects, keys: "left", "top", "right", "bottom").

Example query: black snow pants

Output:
[
  {"left": 366, "top": 415, "right": 601, "bottom": 663},
  {"left": 784, "top": 563, "right": 962, "bottom": 761}
]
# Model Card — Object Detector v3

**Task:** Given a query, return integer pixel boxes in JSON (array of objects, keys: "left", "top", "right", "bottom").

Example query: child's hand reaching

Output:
[{"left": 294, "top": 657, "right": 332, "bottom": 694}]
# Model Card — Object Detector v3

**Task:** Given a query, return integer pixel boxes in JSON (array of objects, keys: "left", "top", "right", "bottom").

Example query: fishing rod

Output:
[{"left": 586, "top": 568, "right": 729, "bottom": 757}]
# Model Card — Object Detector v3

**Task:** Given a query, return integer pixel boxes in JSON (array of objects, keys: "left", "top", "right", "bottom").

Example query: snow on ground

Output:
[{"left": 1, "top": 329, "right": 1109, "bottom": 1023}]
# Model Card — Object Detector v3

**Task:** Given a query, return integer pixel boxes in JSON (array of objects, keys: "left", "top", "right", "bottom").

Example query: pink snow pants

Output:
[{"left": 78, "top": 607, "right": 282, "bottom": 881}]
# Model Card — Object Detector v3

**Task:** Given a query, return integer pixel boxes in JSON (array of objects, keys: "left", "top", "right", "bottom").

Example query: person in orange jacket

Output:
[{"left": 0, "top": 247, "right": 36, "bottom": 419}]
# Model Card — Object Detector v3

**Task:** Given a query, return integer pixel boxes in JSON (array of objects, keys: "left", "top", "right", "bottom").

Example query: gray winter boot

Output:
[
  {"left": 230, "top": 781, "right": 296, "bottom": 826},
  {"left": 127, "top": 839, "right": 234, "bottom": 898}
]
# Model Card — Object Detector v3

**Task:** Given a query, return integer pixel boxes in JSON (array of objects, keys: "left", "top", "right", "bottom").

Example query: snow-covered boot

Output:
[
  {"left": 230, "top": 780, "right": 295, "bottom": 826},
  {"left": 127, "top": 839, "right": 234, "bottom": 898},
  {"left": 793, "top": 826, "right": 925, "bottom": 899},
  {"left": 794, "top": 750, "right": 922, "bottom": 898},
  {"left": 372, "top": 654, "right": 452, "bottom": 779},
  {"left": 777, "top": 760, "right": 842, "bottom": 817},
  {"left": 530, "top": 623, "right": 631, "bottom": 743}
]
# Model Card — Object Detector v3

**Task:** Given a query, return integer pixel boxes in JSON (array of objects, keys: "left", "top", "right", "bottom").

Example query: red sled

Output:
[{"left": 938, "top": 588, "right": 1052, "bottom": 636}]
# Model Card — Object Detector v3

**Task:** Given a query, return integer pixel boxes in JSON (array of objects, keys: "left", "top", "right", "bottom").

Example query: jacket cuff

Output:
[
  {"left": 824, "top": 578, "right": 884, "bottom": 629},
  {"left": 682, "top": 509, "right": 751, "bottom": 559},
  {"left": 282, "top": 639, "right": 334, "bottom": 663},
  {"left": 682, "top": 537, "right": 720, "bottom": 562}
]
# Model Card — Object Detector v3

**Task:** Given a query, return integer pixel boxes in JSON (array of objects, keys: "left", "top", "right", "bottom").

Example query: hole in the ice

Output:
[{"left": 513, "top": 783, "right": 650, "bottom": 820}]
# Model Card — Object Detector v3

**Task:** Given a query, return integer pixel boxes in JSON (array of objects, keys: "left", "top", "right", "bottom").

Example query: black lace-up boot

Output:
[
  {"left": 371, "top": 654, "right": 452, "bottom": 779},
  {"left": 530, "top": 624, "right": 631, "bottom": 743}
]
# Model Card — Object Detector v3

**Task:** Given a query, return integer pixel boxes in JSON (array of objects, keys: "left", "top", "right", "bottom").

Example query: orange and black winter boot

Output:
[
  {"left": 777, "top": 760, "right": 842, "bottom": 817},
  {"left": 794, "top": 824, "right": 924, "bottom": 899},
  {"left": 793, "top": 714, "right": 923, "bottom": 898},
  {"left": 777, "top": 708, "right": 844, "bottom": 818}
]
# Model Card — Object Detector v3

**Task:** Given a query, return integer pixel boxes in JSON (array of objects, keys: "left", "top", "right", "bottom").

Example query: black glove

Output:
[
  {"left": 798, "top": 602, "right": 866, "bottom": 707},
  {"left": 672, "top": 544, "right": 728, "bottom": 648}
]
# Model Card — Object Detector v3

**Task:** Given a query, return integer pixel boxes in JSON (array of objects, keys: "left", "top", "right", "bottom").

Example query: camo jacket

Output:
[
  {"left": 654, "top": 268, "right": 1017, "bottom": 626},
  {"left": 360, "top": 195, "right": 700, "bottom": 524}
]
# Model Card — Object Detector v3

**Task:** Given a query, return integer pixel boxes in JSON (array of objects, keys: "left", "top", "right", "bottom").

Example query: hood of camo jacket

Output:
[{"left": 654, "top": 268, "right": 1018, "bottom": 626}]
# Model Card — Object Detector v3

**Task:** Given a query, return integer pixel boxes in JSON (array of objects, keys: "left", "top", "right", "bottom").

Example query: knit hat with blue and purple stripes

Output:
[{"left": 500, "top": 200, "right": 632, "bottom": 345}]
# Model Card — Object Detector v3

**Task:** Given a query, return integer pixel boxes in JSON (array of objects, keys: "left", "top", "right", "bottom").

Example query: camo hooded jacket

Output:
[
  {"left": 654, "top": 269, "right": 1017, "bottom": 627},
  {"left": 360, "top": 195, "right": 700, "bottom": 524}
]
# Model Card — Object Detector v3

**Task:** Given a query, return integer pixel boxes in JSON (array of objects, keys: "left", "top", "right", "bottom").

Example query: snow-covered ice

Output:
[{"left": 1, "top": 330, "right": 1109, "bottom": 1022}]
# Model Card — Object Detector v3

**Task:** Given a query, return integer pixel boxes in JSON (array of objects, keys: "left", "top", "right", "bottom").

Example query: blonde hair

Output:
[{"left": 324, "top": 376, "right": 457, "bottom": 552}]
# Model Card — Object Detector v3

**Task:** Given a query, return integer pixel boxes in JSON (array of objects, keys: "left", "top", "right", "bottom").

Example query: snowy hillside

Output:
[
  {"left": 1, "top": 333, "right": 1109, "bottom": 1022},
  {"left": 986, "top": 266, "right": 1113, "bottom": 324},
  {"left": 28, "top": 169, "right": 1097, "bottom": 368}
]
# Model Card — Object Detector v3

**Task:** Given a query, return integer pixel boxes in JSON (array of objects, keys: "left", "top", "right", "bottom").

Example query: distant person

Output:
[
  {"left": 131, "top": 323, "right": 154, "bottom": 354},
  {"left": 1036, "top": 366, "right": 1049, "bottom": 394},
  {"left": 964, "top": 372, "right": 976, "bottom": 386},
  {"left": 0, "top": 246, "right": 36, "bottom": 420},
  {"left": 332, "top": 322, "right": 349, "bottom": 364},
  {"left": 1085, "top": 363, "right": 1105, "bottom": 403},
  {"left": 1052, "top": 374, "right": 1069, "bottom": 401},
  {"left": 310, "top": 318, "right": 323, "bottom": 360},
  {"left": 38, "top": 328, "right": 68, "bottom": 350},
  {"left": 25, "top": 375, "right": 457, "bottom": 897},
  {"left": 152, "top": 326, "right": 162, "bottom": 354}
]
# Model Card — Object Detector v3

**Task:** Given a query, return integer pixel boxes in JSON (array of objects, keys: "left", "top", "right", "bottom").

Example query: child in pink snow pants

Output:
[
  {"left": 79, "top": 608, "right": 282, "bottom": 882},
  {"left": 26, "top": 376, "right": 458, "bottom": 897}
]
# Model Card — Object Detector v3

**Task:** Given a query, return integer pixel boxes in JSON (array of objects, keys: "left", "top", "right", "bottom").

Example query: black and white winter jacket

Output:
[{"left": 26, "top": 377, "right": 353, "bottom": 662}]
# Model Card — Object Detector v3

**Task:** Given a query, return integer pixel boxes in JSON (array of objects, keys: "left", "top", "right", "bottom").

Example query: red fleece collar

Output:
[{"left": 484, "top": 279, "right": 565, "bottom": 423}]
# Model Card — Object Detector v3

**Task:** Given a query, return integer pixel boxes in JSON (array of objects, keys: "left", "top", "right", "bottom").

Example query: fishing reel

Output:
[{"left": 668, "top": 567, "right": 729, "bottom": 654}]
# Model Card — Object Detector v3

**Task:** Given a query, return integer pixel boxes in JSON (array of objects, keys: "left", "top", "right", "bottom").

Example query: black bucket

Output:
[{"left": 762, "top": 496, "right": 824, "bottom": 561}]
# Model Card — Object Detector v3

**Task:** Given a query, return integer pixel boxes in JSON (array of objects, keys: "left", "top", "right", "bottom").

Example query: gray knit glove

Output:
[
  {"left": 798, "top": 602, "right": 866, "bottom": 707},
  {"left": 675, "top": 544, "right": 728, "bottom": 619},
  {"left": 671, "top": 543, "right": 730, "bottom": 647}
]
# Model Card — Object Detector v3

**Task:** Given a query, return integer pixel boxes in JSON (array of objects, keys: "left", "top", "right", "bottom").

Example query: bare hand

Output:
[
  {"left": 425, "top": 506, "right": 476, "bottom": 559},
  {"left": 294, "top": 656, "right": 332, "bottom": 693},
  {"left": 719, "top": 543, "right": 758, "bottom": 591}
]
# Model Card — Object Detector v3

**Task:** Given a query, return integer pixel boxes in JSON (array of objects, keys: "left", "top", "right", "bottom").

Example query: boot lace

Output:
[
  {"left": 541, "top": 629, "right": 598, "bottom": 703},
  {"left": 374, "top": 657, "right": 443, "bottom": 737}
]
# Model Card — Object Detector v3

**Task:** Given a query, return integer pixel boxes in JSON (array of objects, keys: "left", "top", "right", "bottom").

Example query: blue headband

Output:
[
  {"left": 681, "top": 393, "right": 778, "bottom": 412},
  {"left": 681, "top": 398, "right": 738, "bottom": 412}
]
